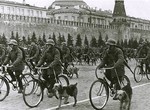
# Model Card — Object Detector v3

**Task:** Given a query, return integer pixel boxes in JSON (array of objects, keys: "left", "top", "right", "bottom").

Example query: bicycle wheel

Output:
[
  {"left": 89, "top": 79, "right": 109, "bottom": 110},
  {"left": 0, "top": 76, "right": 10, "bottom": 101},
  {"left": 146, "top": 70, "right": 150, "bottom": 80},
  {"left": 134, "top": 65, "right": 143, "bottom": 83},
  {"left": 23, "top": 79, "right": 43, "bottom": 108},
  {"left": 58, "top": 74, "right": 69, "bottom": 86}
]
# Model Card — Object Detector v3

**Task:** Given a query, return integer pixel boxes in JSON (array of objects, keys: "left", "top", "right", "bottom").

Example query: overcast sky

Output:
[{"left": 11, "top": 0, "right": 150, "bottom": 20}]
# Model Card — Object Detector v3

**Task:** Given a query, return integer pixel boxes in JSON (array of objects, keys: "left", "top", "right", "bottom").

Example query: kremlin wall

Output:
[{"left": 0, "top": 0, "right": 150, "bottom": 43}]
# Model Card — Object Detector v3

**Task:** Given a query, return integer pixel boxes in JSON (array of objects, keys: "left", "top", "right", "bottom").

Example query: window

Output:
[
  {"left": 36, "top": 11, "right": 39, "bottom": 17},
  {"left": 40, "top": 11, "right": 42, "bottom": 17},
  {"left": 31, "top": 10, "right": 34, "bottom": 16},
  {"left": 64, "top": 16, "right": 68, "bottom": 20},
  {"left": 97, "top": 18, "right": 100, "bottom": 24},
  {"left": 80, "top": 17, "right": 83, "bottom": 22},
  {"left": 18, "top": 8, "right": 20, "bottom": 15},
  {"left": 1, "top": 6, "right": 4, "bottom": 14},
  {"left": 22, "top": 9, "right": 24, "bottom": 16},
  {"left": 28, "top": 10, "right": 30, "bottom": 16},
  {"left": 7, "top": 7, "right": 10, "bottom": 14},
  {"left": 72, "top": 16, "right": 75, "bottom": 21},
  {"left": 58, "top": 16, "right": 61, "bottom": 20}
]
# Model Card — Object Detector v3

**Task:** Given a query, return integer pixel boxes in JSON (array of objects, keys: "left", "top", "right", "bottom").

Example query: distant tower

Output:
[
  {"left": 112, "top": 0, "right": 127, "bottom": 24},
  {"left": 111, "top": 0, "right": 130, "bottom": 42},
  {"left": 23, "top": 0, "right": 26, "bottom": 4},
  {"left": 113, "top": 0, "right": 126, "bottom": 17}
]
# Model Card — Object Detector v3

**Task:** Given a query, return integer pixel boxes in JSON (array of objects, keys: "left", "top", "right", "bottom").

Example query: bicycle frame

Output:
[
  {"left": 135, "top": 58, "right": 147, "bottom": 73},
  {"left": 89, "top": 66, "right": 130, "bottom": 110},
  {"left": 0, "top": 65, "right": 33, "bottom": 91},
  {"left": 95, "top": 66, "right": 122, "bottom": 89},
  {"left": 34, "top": 66, "right": 59, "bottom": 89},
  {"left": 0, "top": 66, "right": 19, "bottom": 91}
]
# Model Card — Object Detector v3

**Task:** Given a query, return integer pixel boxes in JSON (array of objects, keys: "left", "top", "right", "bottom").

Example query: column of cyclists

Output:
[{"left": 0, "top": 38, "right": 150, "bottom": 109}]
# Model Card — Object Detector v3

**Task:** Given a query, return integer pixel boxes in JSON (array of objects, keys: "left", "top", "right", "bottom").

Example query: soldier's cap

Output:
[
  {"left": 8, "top": 39, "right": 18, "bottom": 46},
  {"left": 46, "top": 39, "right": 55, "bottom": 46},
  {"left": 106, "top": 38, "right": 116, "bottom": 46},
  {"left": 61, "top": 42, "right": 67, "bottom": 45}
]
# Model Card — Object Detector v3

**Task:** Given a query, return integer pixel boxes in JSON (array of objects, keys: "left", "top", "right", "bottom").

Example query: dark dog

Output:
[
  {"left": 53, "top": 83, "right": 78, "bottom": 109},
  {"left": 68, "top": 66, "right": 79, "bottom": 78},
  {"left": 115, "top": 83, "right": 132, "bottom": 110}
]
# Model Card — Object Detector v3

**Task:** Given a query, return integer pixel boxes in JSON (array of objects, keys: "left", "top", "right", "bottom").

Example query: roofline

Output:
[{"left": 0, "top": 1, "right": 47, "bottom": 11}]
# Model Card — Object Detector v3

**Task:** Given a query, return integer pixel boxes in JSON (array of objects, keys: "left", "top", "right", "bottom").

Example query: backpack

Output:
[
  {"left": 19, "top": 47, "right": 26, "bottom": 61},
  {"left": 54, "top": 46, "right": 63, "bottom": 61},
  {"left": 37, "top": 45, "right": 42, "bottom": 57},
  {"left": 115, "top": 45, "right": 128, "bottom": 62}
]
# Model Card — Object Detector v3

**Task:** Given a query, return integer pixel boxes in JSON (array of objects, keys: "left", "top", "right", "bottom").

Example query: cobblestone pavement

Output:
[{"left": 1, "top": 59, "right": 150, "bottom": 110}]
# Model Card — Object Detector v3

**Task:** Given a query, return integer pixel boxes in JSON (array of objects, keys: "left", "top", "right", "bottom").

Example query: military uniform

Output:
[
  {"left": 28, "top": 42, "right": 41, "bottom": 67},
  {"left": 136, "top": 43, "right": 150, "bottom": 72},
  {"left": 61, "top": 46, "right": 71, "bottom": 63},
  {"left": 4, "top": 47, "right": 24, "bottom": 71},
  {"left": 36, "top": 47, "right": 62, "bottom": 75},
  {"left": 98, "top": 39, "right": 125, "bottom": 91},
  {"left": 3, "top": 39, "right": 24, "bottom": 93},
  {"left": 36, "top": 39, "right": 62, "bottom": 94},
  {"left": 99, "top": 47, "right": 125, "bottom": 79},
  {"left": 0, "top": 46, "right": 6, "bottom": 65}
]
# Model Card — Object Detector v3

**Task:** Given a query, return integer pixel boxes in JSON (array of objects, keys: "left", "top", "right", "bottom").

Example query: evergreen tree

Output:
[
  {"left": 15, "top": 32, "right": 20, "bottom": 43},
  {"left": 75, "top": 34, "right": 82, "bottom": 47},
  {"left": 0, "top": 35, "right": 2, "bottom": 44},
  {"left": 52, "top": 32, "right": 56, "bottom": 44},
  {"left": 120, "top": 39, "right": 124, "bottom": 47},
  {"left": 57, "top": 33, "right": 62, "bottom": 46},
  {"left": 97, "top": 33, "right": 104, "bottom": 47},
  {"left": 27, "top": 35, "right": 31, "bottom": 44},
  {"left": 84, "top": 35, "right": 89, "bottom": 46},
  {"left": 22, "top": 36, "right": 27, "bottom": 45},
  {"left": 42, "top": 33, "right": 47, "bottom": 43},
  {"left": 49, "top": 34, "right": 51, "bottom": 39},
  {"left": 11, "top": 31, "right": 15, "bottom": 39},
  {"left": 90, "top": 37, "right": 97, "bottom": 47},
  {"left": 117, "top": 40, "right": 120, "bottom": 46},
  {"left": 128, "top": 38, "right": 134, "bottom": 48},
  {"left": 2, "top": 33, "right": 7, "bottom": 45},
  {"left": 62, "top": 34, "right": 66, "bottom": 42},
  {"left": 67, "top": 33, "right": 73, "bottom": 46},
  {"left": 133, "top": 39, "right": 138, "bottom": 49},
  {"left": 38, "top": 36, "right": 44, "bottom": 46},
  {"left": 31, "top": 32, "right": 37, "bottom": 43},
  {"left": 124, "top": 39, "right": 128, "bottom": 48},
  {"left": 105, "top": 34, "right": 108, "bottom": 42}
]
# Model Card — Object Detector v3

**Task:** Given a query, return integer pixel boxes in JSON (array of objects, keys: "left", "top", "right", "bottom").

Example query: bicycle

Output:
[
  {"left": 22, "top": 66, "right": 70, "bottom": 108},
  {"left": 134, "top": 58, "right": 150, "bottom": 83},
  {"left": 0, "top": 65, "right": 34, "bottom": 101},
  {"left": 89, "top": 66, "right": 130, "bottom": 110}
]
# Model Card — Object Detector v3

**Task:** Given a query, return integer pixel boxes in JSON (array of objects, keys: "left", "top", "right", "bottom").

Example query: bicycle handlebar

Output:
[
  {"left": 135, "top": 58, "right": 146, "bottom": 60},
  {"left": 96, "top": 66, "right": 114, "bottom": 70},
  {"left": 95, "top": 66, "right": 114, "bottom": 79},
  {"left": 35, "top": 66, "right": 50, "bottom": 70}
]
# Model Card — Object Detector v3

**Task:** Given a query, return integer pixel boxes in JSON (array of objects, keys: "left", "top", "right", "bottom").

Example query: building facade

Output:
[{"left": 0, "top": 0, "right": 149, "bottom": 42}]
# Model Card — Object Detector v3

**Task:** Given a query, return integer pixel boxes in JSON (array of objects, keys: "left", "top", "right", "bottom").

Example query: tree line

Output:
[{"left": 0, "top": 31, "right": 144, "bottom": 49}]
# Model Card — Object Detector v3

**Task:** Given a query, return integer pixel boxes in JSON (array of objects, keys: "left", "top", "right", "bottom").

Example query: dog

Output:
[
  {"left": 67, "top": 66, "right": 79, "bottom": 78},
  {"left": 115, "top": 83, "right": 132, "bottom": 110},
  {"left": 53, "top": 83, "right": 78, "bottom": 110}
]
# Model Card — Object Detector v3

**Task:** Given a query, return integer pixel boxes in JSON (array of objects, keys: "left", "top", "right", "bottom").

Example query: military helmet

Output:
[
  {"left": 46, "top": 39, "right": 55, "bottom": 46},
  {"left": 61, "top": 42, "right": 67, "bottom": 45},
  {"left": 8, "top": 39, "right": 18, "bottom": 46},
  {"left": 106, "top": 38, "right": 116, "bottom": 46}
]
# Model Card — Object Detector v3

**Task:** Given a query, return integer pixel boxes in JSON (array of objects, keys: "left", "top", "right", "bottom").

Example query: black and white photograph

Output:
[{"left": 0, "top": 0, "right": 150, "bottom": 110}]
